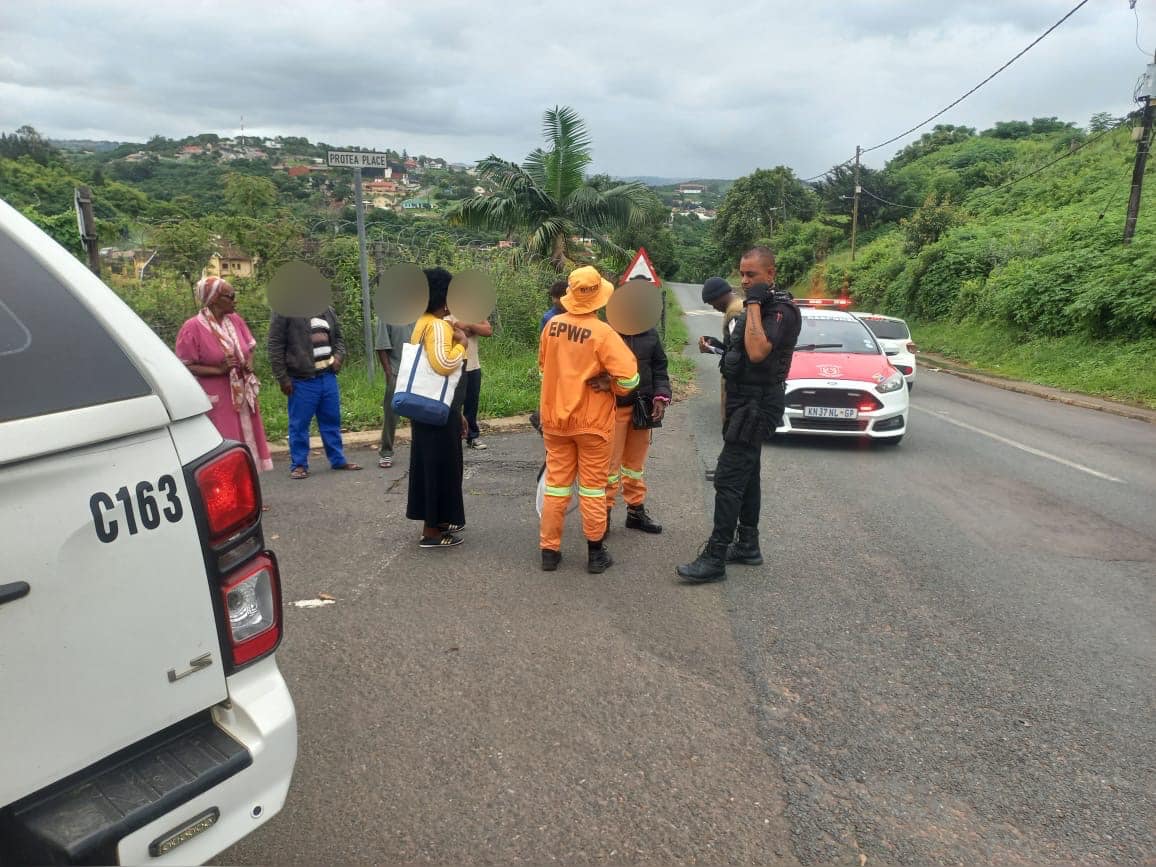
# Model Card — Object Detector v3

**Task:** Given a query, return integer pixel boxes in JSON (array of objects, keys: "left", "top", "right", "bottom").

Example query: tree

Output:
[
  {"left": 890, "top": 124, "right": 975, "bottom": 169},
  {"left": 1088, "top": 112, "right": 1122, "bottom": 133},
  {"left": 712, "top": 167, "right": 817, "bottom": 260},
  {"left": 223, "top": 172, "right": 278, "bottom": 215},
  {"left": 900, "top": 194, "right": 961, "bottom": 254},
  {"left": 150, "top": 220, "right": 215, "bottom": 285},
  {"left": 0, "top": 125, "right": 61, "bottom": 165},
  {"left": 812, "top": 164, "right": 907, "bottom": 234},
  {"left": 448, "top": 106, "right": 653, "bottom": 269}
]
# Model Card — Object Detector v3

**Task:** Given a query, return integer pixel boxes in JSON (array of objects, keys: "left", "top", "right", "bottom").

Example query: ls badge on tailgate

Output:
[{"left": 167, "top": 652, "right": 213, "bottom": 683}]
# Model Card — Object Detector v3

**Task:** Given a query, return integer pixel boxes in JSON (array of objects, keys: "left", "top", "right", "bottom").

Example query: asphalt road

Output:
[{"left": 219, "top": 284, "right": 1154, "bottom": 865}]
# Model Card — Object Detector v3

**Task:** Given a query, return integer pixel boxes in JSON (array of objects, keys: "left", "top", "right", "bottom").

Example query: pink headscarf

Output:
[{"left": 194, "top": 276, "right": 232, "bottom": 309}]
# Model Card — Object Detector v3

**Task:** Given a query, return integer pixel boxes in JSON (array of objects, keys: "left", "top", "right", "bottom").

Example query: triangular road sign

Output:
[{"left": 621, "top": 247, "right": 662, "bottom": 287}]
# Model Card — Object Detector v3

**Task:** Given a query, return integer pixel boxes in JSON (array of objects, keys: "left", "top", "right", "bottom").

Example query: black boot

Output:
[
  {"left": 676, "top": 541, "right": 728, "bottom": 584},
  {"left": 726, "top": 525, "right": 763, "bottom": 565},
  {"left": 541, "top": 549, "right": 562, "bottom": 571},
  {"left": 625, "top": 503, "right": 663, "bottom": 534},
  {"left": 587, "top": 540, "right": 613, "bottom": 574}
]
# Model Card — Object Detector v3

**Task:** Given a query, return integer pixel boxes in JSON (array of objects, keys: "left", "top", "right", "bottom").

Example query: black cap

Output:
[{"left": 701, "top": 277, "right": 732, "bottom": 304}]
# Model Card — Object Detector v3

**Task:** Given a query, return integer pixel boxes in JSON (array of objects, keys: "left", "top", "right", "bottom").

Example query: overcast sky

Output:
[{"left": 1, "top": 1, "right": 1150, "bottom": 179}]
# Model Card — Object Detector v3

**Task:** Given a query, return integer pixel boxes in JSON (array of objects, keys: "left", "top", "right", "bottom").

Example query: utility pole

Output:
[
  {"left": 850, "top": 145, "right": 862, "bottom": 261},
  {"left": 1123, "top": 54, "right": 1156, "bottom": 244},
  {"left": 353, "top": 166, "right": 375, "bottom": 384},
  {"left": 74, "top": 186, "right": 100, "bottom": 276}
]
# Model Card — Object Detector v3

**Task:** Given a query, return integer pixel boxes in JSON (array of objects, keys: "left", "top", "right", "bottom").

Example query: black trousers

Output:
[
  {"left": 709, "top": 440, "right": 762, "bottom": 544},
  {"left": 464, "top": 368, "right": 483, "bottom": 441}
]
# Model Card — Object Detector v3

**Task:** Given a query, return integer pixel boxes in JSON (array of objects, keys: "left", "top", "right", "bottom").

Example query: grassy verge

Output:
[
  {"left": 912, "top": 320, "right": 1156, "bottom": 409},
  {"left": 256, "top": 291, "right": 696, "bottom": 441},
  {"left": 661, "top": 289, "right": 695, "bottom": 395}
]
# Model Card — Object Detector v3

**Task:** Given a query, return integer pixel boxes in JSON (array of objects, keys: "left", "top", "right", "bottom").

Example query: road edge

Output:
[
  {"left": 920, "top": 352, "right": 1156, "bottom": 425},
  {"left": 265, "top": 414, "right": 535, "bottom": 457}
]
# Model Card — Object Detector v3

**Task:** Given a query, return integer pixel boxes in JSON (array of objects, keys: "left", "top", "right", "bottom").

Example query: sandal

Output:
[
  {"left": 333, "top": 463, "right": 363, "bottom": 471},
  {"left": 289, "top": 466, "right": 309, "bottom": 480},
  {"left": 378, "top": 457, "right": 393, "bottom": 468}
]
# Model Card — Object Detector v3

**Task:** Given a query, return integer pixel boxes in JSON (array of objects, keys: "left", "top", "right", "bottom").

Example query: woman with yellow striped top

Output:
[{"left": 406, "top": 267, "right": 470, "bottom": 548}]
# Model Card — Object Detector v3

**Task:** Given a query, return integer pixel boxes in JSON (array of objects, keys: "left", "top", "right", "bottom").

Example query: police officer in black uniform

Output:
[{"left": 677, "top": 246, "right": 801, "bottom": 584}]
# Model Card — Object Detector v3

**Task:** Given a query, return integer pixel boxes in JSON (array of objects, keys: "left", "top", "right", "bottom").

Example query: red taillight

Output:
[
  {"left": 219, "top": 552, "right": 282, "bottom": 667},
  {"left": 195, "top": 447, "right": 260, "bottom": 547},
  {"left": 906, "top": 342, "right": 917, "bottom": 353}
]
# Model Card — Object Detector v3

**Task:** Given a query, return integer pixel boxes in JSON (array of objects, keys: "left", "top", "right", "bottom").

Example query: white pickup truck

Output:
[{"left": 0, "top": 198, "right": 297, "bottom": 864}]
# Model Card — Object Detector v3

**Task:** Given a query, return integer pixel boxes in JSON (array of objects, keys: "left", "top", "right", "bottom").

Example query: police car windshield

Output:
[{"left": 796, "top": 317, "right": 880, "bottom": 355}]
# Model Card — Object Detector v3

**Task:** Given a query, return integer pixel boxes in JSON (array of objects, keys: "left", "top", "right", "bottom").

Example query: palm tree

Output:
[{"left": 448, "top": 106, "right": 654, "bottom": 270}]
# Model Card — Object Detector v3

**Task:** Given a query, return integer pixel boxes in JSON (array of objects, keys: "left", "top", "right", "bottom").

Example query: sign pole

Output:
[
  {"left": 353, "top": 166, "right": 374, "bottom": 384},
  {"left": 74, "top": 186, "right": 101, "bottom": 277}
]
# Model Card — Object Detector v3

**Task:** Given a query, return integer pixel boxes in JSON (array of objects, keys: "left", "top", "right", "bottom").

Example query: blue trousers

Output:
[{"left": 287, "top": 371, "right": 347, "bottom": 470}]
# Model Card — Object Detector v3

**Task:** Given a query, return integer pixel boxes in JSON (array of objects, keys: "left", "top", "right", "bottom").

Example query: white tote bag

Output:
[{"left": 391, "top": 328, "right": 463, "bottom": 426}]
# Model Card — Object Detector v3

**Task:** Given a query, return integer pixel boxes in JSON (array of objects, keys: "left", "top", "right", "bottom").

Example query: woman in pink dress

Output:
[{"left": 175, "top": 276, "right": 274, "bottom": 471}]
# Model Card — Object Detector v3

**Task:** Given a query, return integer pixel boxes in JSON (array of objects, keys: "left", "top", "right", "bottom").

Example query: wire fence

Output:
[{"left": 118, "top": 228, "right": 561, "bottom": 364}]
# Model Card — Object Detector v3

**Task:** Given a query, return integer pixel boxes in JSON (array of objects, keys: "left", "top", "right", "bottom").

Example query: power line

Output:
[
  {"left": 969, "top": 123, "right": 1124, "bottom": 202},
  {"left": 861, "top": 0, "right": 1093, "bottom": 156},
  {"left": 859, "top": 187, "right": 921, "bottom": 209},
  {"left": 799, "top": 156, "right": 857, "bottom": 184},
  {"left": 1135, "top": 3, "right": 1151, "bottom": 57}
]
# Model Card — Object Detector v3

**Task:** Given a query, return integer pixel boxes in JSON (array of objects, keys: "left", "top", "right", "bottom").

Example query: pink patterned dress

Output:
[{"left": 175, "top": 311, "right": 274, "bottom": 471}]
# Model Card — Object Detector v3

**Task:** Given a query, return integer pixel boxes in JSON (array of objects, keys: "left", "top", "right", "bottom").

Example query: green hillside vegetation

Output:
[
  {"left": 0, "top": 123, "right": 688, "bottom": 436},
  {"left": 702, "top": 116, "right": 1156, "bottom": 406}
]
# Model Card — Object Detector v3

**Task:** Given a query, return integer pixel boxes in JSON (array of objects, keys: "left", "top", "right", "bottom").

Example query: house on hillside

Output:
[
  {"left": 286, "top": 165, "right": 311, "bottom": 178},
  {"left": 365, "top": 179, "right": 399, "bottom": 194},
  {"left": 203, "top": 239, "right": 257, "bottom": 280},
  {"left": 401, "top": 198, "right": 433, "bottom": 210},
  {"left": 100, "top": 247, "right": 155, "bottom": 277},
  {"left": 387, "top": 163, "right": 408, "bottom": 184},
  {"left": 678, "top": 182, "right": 706, "bottom": 196}
]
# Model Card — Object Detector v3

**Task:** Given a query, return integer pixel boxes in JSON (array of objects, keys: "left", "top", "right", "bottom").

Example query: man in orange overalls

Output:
[{"left": 538, "top": 266, "right": 639, "bottom": 574}]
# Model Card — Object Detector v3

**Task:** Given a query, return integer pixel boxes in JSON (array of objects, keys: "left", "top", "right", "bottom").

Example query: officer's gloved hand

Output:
[{"left": 744, "top": 283, "right": 772, "bottom": 306}]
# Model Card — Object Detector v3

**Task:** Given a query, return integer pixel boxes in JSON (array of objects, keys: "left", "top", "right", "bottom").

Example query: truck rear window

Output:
[{"left": 0, "top": 228, "right": 151, "bottom": 422}]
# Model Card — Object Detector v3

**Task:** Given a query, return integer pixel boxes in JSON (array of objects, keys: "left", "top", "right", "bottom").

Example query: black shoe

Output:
[
  {"left": 541, "top": 549, "right": 562, "bottom": 571},
  {"left": 587, "top": 541, "right": 613, "bottom": 574},
  {"left": 677, "top": 541, "right": 728, "bottom": 583},
  {"left": 419, "top": 533, "right": 463, "bottom": 549},
  {"left": 726, "top": 525, "right": 763, "bottom": 565},
  {"left": 625, "top": 504, "right": 662, "bottom": 534}
]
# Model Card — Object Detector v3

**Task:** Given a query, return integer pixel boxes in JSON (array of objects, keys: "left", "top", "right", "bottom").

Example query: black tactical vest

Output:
[{"left": 725, "top": 295, "right": 801, "bottom": 391}]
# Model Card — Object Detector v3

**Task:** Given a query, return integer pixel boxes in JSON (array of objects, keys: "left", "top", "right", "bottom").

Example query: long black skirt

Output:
[{"left": 406, "top": 411, "right": 465, "bottom": 529}]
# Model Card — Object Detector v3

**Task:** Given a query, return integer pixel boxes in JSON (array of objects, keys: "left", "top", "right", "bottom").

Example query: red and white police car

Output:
[{"left": 777, "top": 299, "right": 908, "bottom": 444}]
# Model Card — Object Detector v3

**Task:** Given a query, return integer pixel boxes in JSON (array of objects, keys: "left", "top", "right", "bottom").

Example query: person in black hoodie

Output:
[{"left": 603, "top": 279, "right": 671, "bottom": 535}]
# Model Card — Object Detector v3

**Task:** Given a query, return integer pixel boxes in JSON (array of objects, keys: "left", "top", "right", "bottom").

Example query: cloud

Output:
[{"left": 0, "top": 0, "right": 1147, "bottom": 178}]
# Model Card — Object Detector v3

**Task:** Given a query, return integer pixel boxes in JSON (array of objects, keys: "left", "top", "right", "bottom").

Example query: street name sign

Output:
[{"left": 327, "top": 151, "right": 388, "bottom": 168}]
